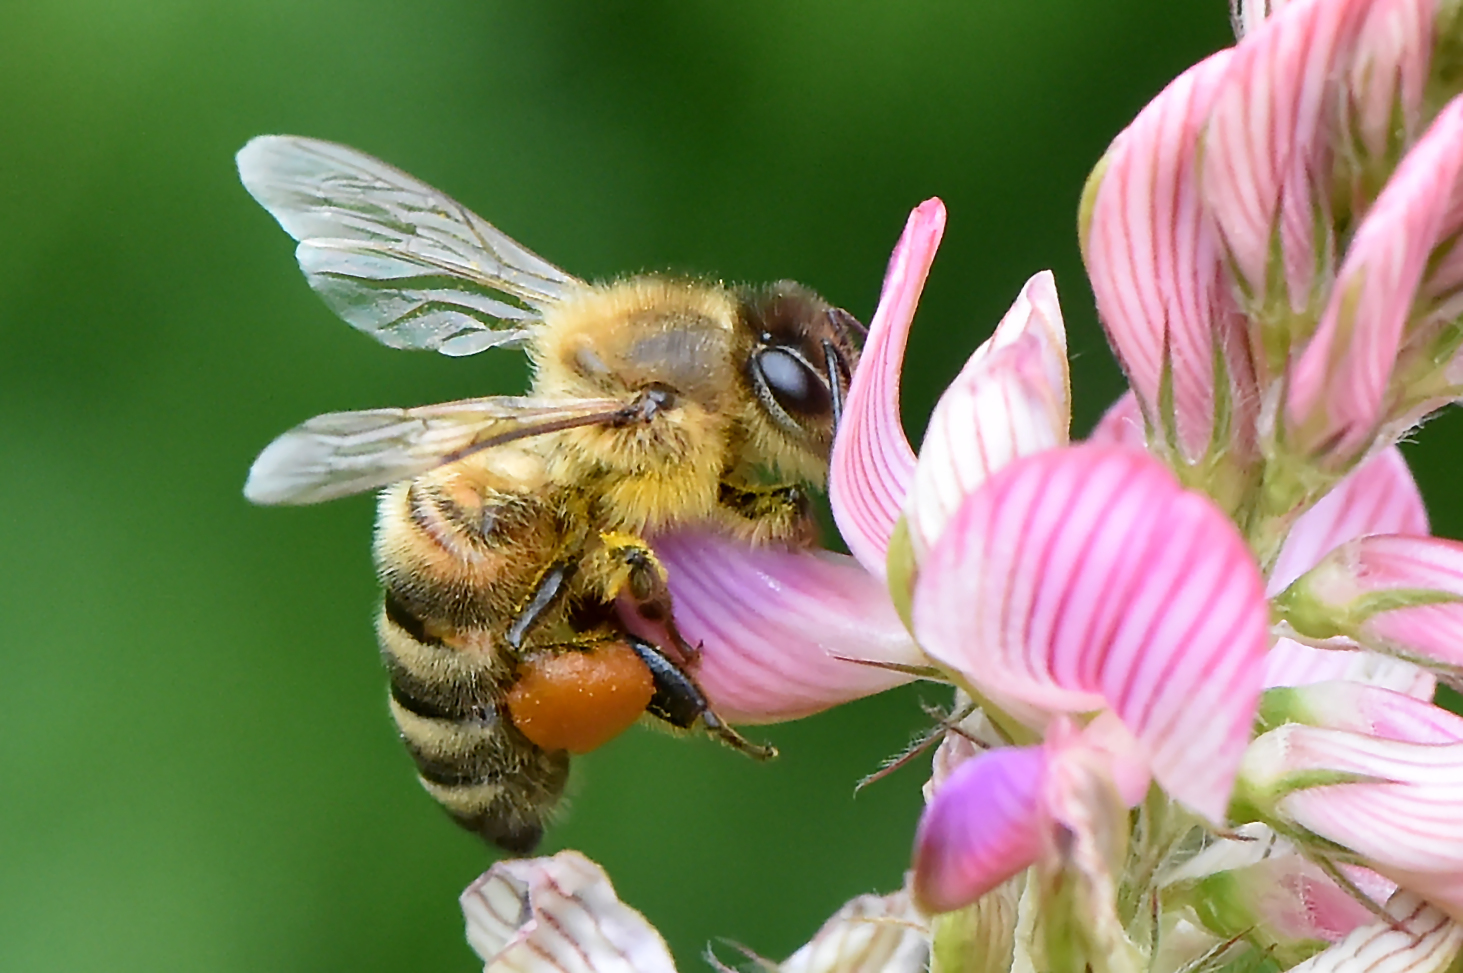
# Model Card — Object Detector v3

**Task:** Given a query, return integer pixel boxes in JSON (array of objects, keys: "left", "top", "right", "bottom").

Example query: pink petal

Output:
[
  {"left": 906, "top": 271, "right": 1071, "bottom": 560},
  {"left": 1286, "top": 534, "right": 1463, "bottom": 671},
  {"left": 1219, "top": 845, "right": 1383, "bottom": 944},
  {"left": 1270, "top": 446, "right": 1428, "bottom": 592},
  {"left": 1286, "top": 96, "right": 1463, "bottom": 463},
  {"left": 1250, "top": 857, "right": 1390, "bottom": 944},
  {"left": 1267, "top": 681, "right": 1463, "bottom": 744},
  {"left": 1085, "top": 50, "right": 1257, "bottom": 462},
  {"left": 1285, "top": 892, "right": 1463, "bottom": 973},
  {"left": 912, "top": 744, "right": 1046, "bottom": 913},
  {"left": 1262, "top": 636, "right": 1437, "bottom": 698},
  {"left": 830, "top": 199, "right": 945, "bottom": 579},
  {"left": 1345, "top": 0, "right": 1433, "bottom": 162},
  {"left": 643, "top": 531, "right": 923, "bottom": 725},
  {"left": 461, "top": 851, "right": 678, "bottom": 973},
  {"left": 1087, "top": 392, "right": 1148, "bottom": 450},
  {"left": 1202, "top": 0, "right": 1370, "bottom": 312},
  {"left": 1244, "top": 724, "right": 1463, "bottom": 923},
  {"left": 1166, "top": 822, "right": 1391, "bottom": 944},
  {"left": 913, "top": 445, "right": 1269, "bottom": 822}
]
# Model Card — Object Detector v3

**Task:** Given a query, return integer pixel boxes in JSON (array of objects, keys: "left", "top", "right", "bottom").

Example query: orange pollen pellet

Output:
[{"left": 504, "top": 641, "right": 655, "bottom": 754}]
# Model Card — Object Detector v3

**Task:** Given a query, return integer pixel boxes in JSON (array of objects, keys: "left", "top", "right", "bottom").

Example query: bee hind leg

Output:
[{"left": 627, "top": 636, "right": 777, "bottom": 761}]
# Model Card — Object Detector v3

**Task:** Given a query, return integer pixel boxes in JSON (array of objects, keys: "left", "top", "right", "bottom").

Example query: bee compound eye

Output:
[{"left": 754, "top": 347, "right": 831, "bottom": 418}]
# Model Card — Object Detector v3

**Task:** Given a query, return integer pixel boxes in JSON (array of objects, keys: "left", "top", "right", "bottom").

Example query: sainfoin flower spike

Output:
[{"left": 435, "top": 4, "right": 1463, "bottom": 972}]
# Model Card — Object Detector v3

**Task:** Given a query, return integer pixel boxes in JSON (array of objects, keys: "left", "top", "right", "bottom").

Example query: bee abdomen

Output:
[{"left": 390, "top": 695, "right": 568, "bottom": 853}]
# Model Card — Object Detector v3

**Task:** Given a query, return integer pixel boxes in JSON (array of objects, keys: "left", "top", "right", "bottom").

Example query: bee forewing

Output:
[
  {"left": 244, "top": 395, "right": 629, "bottom": 506},
  {"left": 237, "top": 135, "right": 584, "bottom": 356}
]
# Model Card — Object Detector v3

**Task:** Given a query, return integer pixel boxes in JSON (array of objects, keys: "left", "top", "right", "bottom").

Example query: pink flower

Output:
[
  {"left": 1083, "top": 0, "right": 1463, "bottom": 528},
  {"left": 826, "top": 211, "right": 1273, "bottom": 916}
]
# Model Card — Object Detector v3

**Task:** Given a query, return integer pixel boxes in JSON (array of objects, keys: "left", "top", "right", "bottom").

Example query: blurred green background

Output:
[{"left": 9, "top": 3, "right": 1461, "bottom": 971}]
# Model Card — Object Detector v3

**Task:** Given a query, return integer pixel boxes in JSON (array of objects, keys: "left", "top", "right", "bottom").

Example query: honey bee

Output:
[{"left": 239, "top": 136, "right": 863, "bottom": 853}]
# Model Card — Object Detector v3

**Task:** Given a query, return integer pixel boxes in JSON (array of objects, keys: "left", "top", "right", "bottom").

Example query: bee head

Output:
[{"left": 736, "top": 281, "right": 864, "bottom": 484}]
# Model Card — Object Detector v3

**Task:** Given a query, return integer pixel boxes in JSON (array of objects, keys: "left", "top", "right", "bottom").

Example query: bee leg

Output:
[
  {"left": 592, "top": 532, "right": 700, "bottom": 667},
  {"left": 504, "top": 559, "right": 577, "bottom": 651},
  {"left": 716, "top": 481, "right": 818, "bottom": 546},
  {"left": 627, "top": 636, "right": 777, "bottom": 762}
]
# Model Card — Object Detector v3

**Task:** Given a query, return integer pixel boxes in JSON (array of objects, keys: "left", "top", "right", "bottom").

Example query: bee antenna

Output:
[{"left": 828, "top": 306, "right": 867, "bottom": 339}]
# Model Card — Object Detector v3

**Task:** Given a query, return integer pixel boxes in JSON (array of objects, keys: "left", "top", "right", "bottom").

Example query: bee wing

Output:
[
  {"left": 246, "top": 395, "right": 630, "bottom": 506},
  {"left": 237, "top": 135, "right": 584, "bottom": 357}
]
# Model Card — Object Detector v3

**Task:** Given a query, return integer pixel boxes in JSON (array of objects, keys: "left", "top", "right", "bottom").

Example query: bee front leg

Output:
[
  {"left": 590, "top": 531, "right": 697, "bottom": 667},
  {"left": 626, "top": 637, "right": 777, "bottom": 761}
]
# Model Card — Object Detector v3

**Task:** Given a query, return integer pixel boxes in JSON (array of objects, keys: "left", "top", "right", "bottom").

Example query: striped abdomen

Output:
[{"left": 372, "top": 463, "right": 573, "bottom": 852}]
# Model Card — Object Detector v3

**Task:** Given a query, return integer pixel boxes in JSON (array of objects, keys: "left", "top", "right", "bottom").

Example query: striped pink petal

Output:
[
  {"left": 906, "top": 271, "right": 1070, "bottom": 560},
  {"left": 1286, "top": 97, "right": 1463, "bottom": 463},
  {"left": 829, "top": 199, "right": 945, "bottom": 579},
  {"left": 1202, "top": 0, "right": 1371, "bottom": 313},
  {"left": 912, "top": 744, "right": 1047, "bottom": 913},
  {"left": 1269, "top": 446, "right": 1428, "bottom": 592},
  {"left": 1285, "top": 892, "right": 1463, "bottom": 973},
  {"left": 912, "top": 445, "right": 1269, "bottom": 822},
  {"left": 644, "top": 530, "right": 923, "bottom": 725},
  {"left": 1262, "top": 636, "right": 1437, "bottom": 698},
  {"left": 1242, "top": 724, "right": 1463, "bottom": 923},
  {"left": 1084, "top": 50, "right": 1256, "bottom": 462},
  {"left": 461, "top": 851, "right": 678, "bottom": 973},
  {"left": 1264, "top": 681, "right": 1463, "bottom": 744},
  {"left": 1285, "top": 534, "right": 1463, "bottom": 672},
  {"left": 1346, "top": 0, "right": 1433, "bottom": 162}
]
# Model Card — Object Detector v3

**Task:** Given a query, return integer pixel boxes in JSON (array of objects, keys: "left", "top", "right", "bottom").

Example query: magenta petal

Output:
[
  {"left": 912, "top": 745, "right": 1046, "bottom": 914},
  {"left": 913, "top": 445, "right": 1269, "bottom": 822},
  {"left": 1270, "top": 446, "right": 1427, "bottom": 592},
  {"left": 644, "top": 531, "right": 923, "bottom": 725},
  {"left": 1286, "top": 97, "right": 1463, "bottom": 461},
  {"left": 1347, "top": 0, "right": 1433, "bottom": 160},
  {"left": 830, "top": 199, "right": 946, "bottom": 578}
]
